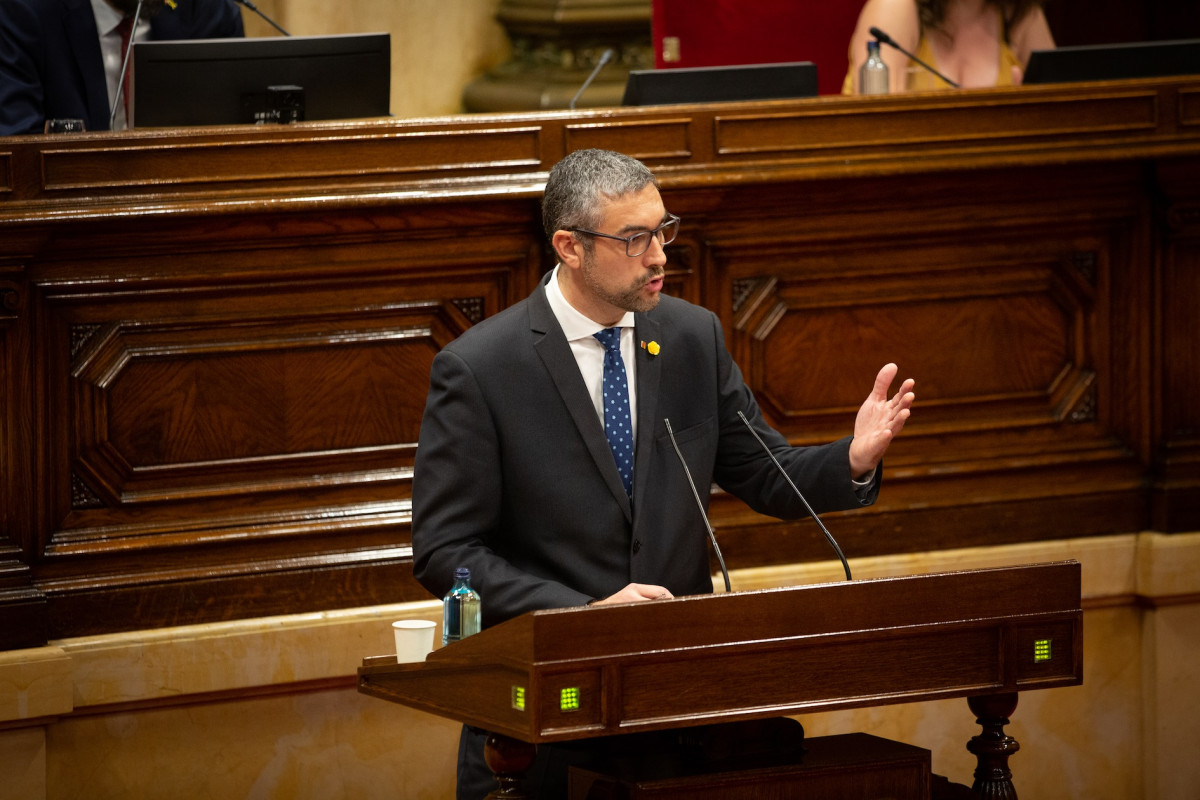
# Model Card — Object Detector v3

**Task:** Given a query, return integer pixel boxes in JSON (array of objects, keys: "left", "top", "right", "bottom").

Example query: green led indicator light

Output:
[
  {"left": 560, "top": 687, "right": 581, "bottom": 712},
  {"left": 1034, "top": 639, "right": 1052, "bottom": 662},
  {"left": 511, "top": 686, "right": 526, "bottom": 711}
]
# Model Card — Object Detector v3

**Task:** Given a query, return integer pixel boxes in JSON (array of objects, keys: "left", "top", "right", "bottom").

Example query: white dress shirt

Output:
[
  {"left": 90, "top": 0, "right": 151, "bottom": 130},
  {"left": 544, "top": 265, "right": 639, "bottom": 438}
]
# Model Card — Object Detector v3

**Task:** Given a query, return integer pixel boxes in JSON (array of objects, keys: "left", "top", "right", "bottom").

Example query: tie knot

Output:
[{"left": 593, "top": 327, "right": 622, "bottom": 352}]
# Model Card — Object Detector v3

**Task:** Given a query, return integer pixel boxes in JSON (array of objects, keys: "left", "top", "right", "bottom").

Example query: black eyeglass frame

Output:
[{"left": 570, "top": 214, "right": 681, "bottom": 257}]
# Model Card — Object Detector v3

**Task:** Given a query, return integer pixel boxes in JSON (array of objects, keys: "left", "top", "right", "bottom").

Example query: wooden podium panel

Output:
[{"left": 358, "top": 562, "right": 1081, "bottom": 744}]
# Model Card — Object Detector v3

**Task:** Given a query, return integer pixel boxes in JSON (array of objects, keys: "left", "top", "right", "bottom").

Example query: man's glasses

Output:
[{"left": 570, "top": 214, "right": 681, "bottom": 257}]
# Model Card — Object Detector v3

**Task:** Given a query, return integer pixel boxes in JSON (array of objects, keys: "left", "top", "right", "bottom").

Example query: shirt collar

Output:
[
  {"left": 90, "top": 0, "right": 126, "bottom": 36},
  {"left": 545, "top": 265, "right": 636, "bottom": 341}
]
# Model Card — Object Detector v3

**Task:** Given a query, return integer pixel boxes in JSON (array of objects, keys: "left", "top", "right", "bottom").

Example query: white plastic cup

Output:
[{"left": 392, "top": 619, "right": 437, "bottom": 663}]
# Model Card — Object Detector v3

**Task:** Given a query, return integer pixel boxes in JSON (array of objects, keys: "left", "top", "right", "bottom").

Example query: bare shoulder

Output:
[
  {"left": 1009, "top": 5, "right": 1056, "bottom": 64},
  {"left": 846, "top": 0, "right": 922, "bottom": 93},
  {"left": 852, "top": 0, "right": 922, "bottom": 48}
]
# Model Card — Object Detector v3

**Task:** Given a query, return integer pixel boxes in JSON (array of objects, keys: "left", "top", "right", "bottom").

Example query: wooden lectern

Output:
[{"left": 359, "top": 562, "right": 1082, "bottom": 798}]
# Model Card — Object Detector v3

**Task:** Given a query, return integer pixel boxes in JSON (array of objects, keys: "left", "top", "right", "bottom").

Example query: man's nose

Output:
[{"left": 642, "top": 234, "right": 668, "bottom": 266}]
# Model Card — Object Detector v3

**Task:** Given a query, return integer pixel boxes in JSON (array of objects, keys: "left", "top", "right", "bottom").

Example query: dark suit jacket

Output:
[
  {"left": 412, "top": 275, "right": 879, "bottom": 627},
  {"left": 0, "top": 0, "right": 244, "bottom": 135}
]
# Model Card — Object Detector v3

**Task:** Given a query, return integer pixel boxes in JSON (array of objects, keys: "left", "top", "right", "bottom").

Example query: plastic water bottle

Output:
[
  {"left": 442, "top": 567, "right": 481, "bottom": 645},
  {"left": 860, "top": 39, "right": 889, "bottom": 95}
]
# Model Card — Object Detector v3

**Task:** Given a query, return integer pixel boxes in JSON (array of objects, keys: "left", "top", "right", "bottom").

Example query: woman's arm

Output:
[
  {"left": 1010, "top": 4, "right": 1056, "bottom": 82},
  {"left": 846, "top": 0, "right": 922, "bottom": 94}
]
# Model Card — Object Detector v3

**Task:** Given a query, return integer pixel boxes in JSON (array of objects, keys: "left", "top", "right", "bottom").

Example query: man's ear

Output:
[{"left": 552, "top": 230, "right": 583, "bottom": 269}]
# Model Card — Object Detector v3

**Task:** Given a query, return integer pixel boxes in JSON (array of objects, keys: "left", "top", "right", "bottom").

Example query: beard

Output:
[
  {"left": 580, "top": 253, "right": 664, "bottom": 314},
  {"left": 106, "top": 0, "right": 167, "bottom": 17}
]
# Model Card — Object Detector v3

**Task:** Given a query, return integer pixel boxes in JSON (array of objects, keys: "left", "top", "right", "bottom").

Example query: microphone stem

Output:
[
  {"left": 665, "top": 419, "right": 732, "bottom": 593},
  {"left": 237, "top": 0, "right": 290, "bottom": 36},
  {"left": 905, "top": 50, "right": 960, "bottom": 89},
  {"left": 569, "top": 49, "right": 614, "bottom": 111},
  {"left": 876, "top": 37, "right": 960, "bottom": 88},
  {"left": 737, "top": 411, "right": 853, "bottom": 581},
  {"left": 110, "top": 0, "right": 145, "bottom": 130}
]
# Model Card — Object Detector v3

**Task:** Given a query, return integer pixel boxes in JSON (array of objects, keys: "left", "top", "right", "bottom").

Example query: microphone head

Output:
[{"left": 868, "top": 26, "right": 893, "bottom": 46}]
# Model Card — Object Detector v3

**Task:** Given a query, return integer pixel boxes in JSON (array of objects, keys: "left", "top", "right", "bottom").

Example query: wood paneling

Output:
[
  {"left": 1, "top": 78, "right": 1198, "bottom": 647},
  {"left": 1152, "top": 159, "right": 1200, "bottom": 529}
]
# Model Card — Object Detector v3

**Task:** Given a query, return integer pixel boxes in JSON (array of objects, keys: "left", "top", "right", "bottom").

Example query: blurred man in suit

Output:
[{"left": 0, "top": 0, "right": 244, "bottom": 135}]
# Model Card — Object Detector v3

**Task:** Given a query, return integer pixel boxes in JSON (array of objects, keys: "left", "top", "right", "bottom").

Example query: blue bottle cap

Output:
[{"left": 454, "top": 567, "right": 470, "bottom": 580}]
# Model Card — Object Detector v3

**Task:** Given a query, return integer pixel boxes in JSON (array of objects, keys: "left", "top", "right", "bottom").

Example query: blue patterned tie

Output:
[{"left": 593, "top": 327, "right": 634, "bottom": 498}]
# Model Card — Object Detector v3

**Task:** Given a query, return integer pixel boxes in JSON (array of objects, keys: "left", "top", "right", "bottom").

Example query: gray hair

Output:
[{"left": 541, "top": 149, "right": 659, "bottom": 243}]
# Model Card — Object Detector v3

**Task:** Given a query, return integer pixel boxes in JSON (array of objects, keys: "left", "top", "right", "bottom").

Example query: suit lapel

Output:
[
  {"left": 63, "top": 0, "right": 114, "bottom": 127},
  {"left": 529, "top": 282, "right": 633, "bottom": 521},
  {"left": 632, "top": 313, "right": 662, "bottom": 512}
]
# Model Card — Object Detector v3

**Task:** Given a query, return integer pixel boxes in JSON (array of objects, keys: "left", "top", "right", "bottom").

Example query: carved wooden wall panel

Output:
[
  {"left": 670, "top": 166, "right": 1152, "bottom": 566},
  {"left": 1153, "top": 160, "right": 1200, "bottom": 528},
  {"left": 0, "top": 262, "right": 44, "bottom": 649},
  {"left": 20, "top": 202, "right": 544, "bottom": 637},
  {"left": 1, "top": 78, "right": 1198, "bottom": 646}
]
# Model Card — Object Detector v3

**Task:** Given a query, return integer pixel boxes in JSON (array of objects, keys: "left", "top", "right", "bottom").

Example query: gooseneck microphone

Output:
[
  {"left": 869, "top": 25, "right": 961, "bottom": 88},
  {"left": 235, "top": 0, "right": 291, "bottom": 36},
  {"left": 569, "top": 48, "right": 615, "bottom": 111},
  {"left": 109, "top": 0, "right": 145, "bottom": 130},
  {"left": 665, "top": 418, "right": 732, "bottom": 593},
  {"left": 736, "top": 411, "right": 853, "bottom": 581}
]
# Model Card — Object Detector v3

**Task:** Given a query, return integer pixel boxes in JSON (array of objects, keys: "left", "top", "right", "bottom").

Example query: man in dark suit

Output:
[
  {"left": 0, "top": 0, "right": 244, "bottom": 136},
  {"left": 412, "top": 148, "right": 916, "bottom": 799}
]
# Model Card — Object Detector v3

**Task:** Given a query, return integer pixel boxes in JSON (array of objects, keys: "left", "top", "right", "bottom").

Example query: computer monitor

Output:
[
  {"left": 622, "top": 62, "right": 818, "bottom": 106},
  {"left": 1023, "top": 38, "right": 1200, "bottom": 85},
  {"left": 132, "top": 33, "right": 391, "bottom": 127}
]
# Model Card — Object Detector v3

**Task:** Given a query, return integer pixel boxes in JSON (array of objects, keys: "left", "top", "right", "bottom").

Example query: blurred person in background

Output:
[
  {"left": 0, "top": 0, "right": 244, "bottom": 134},
  {"left": 844, "top": 0, "right": 1054, "bottom": 93}
]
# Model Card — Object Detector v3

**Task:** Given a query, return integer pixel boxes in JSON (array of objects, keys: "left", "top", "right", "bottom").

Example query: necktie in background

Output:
[
  {"left": 115, "top": 16, "right": 134, "bottom": 127},
  {"left": 593, "top": 327, "right": 634, "bottom": 498}
]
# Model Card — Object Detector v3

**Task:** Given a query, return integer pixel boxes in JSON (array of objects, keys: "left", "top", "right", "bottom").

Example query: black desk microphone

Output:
[
  {"left": 665, "top": 418, "right": 732, "bottom": 593},
  {"left": 235, "top": 0, "right": 290, "bottom": 36},
  {"left": 737, "top": 411, "right": 853, "bottom": 581},
  {"left": 109, "top": 0, "right": 146, "bottom": 130},
  {"left": 869, "top": 25, "right": 961, "bottom": 88}
]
